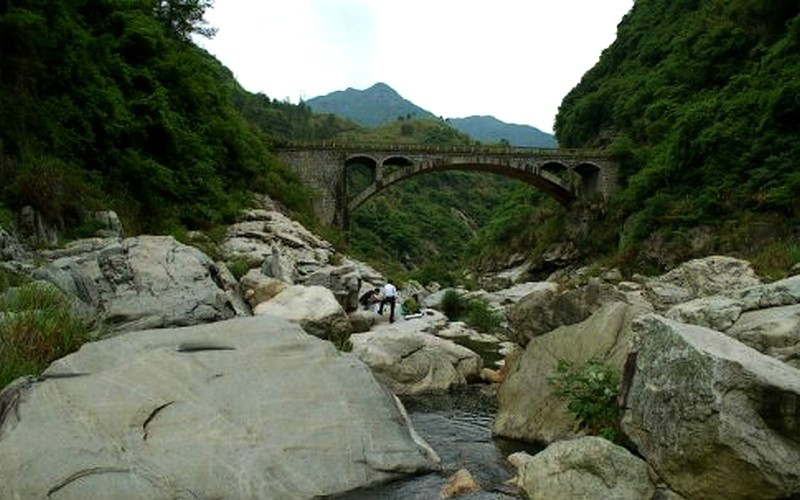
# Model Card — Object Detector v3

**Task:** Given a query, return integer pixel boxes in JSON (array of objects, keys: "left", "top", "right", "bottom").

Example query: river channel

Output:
[{"left": 331, "top": 382, "right": 541, "bottom": 500}]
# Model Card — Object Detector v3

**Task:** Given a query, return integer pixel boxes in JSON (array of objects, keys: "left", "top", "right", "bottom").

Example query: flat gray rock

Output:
[{"left": 0, "top": 316, "right": 438, "bottom": 500}]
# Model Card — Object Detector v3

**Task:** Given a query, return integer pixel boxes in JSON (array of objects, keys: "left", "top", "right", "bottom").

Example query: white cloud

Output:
[{"left": 198, "top": 0, "right": 633, "bottom": 133}]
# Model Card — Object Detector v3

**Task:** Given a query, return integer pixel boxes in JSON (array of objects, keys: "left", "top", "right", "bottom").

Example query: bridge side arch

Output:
[
  {"left": 347, "top": 161, "right": 575, "bottom": 216},
  {"left": 541, "top": 161, "right": 569, "bottom": 180},
  {"left": 345, "top": 155, "right": 380, "bottom": 189}
]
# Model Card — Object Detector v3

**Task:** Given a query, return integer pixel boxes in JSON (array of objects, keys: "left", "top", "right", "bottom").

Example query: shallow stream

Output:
[{"left": 331, "top": 385, "right": 541, "bottom": 500}]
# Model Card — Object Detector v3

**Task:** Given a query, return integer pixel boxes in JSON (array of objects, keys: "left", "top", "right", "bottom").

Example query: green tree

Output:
[{"left": 155, "top": 0, "right": 217, "bottom": 40}]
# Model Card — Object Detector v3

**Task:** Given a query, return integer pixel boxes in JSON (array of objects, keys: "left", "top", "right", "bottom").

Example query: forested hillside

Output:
[
  {"left": 555, "top": 0, "right": 800, "bottom": 274},
  {"left": 0, "top": 0, "right": 360, "bottom": 235}
]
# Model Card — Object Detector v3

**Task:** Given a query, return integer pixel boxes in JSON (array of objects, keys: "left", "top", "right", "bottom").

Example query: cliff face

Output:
[{"left": 554, "top": 0, "right": 800, "bottom": 271}]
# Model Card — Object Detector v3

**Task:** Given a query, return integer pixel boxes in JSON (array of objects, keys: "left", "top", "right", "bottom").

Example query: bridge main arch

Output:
[
  {"left": 275, "top": 144, "right": 617, "bottom": 227},
  {"left": 346, "top": 159, "right": 575, "bottom": 220}
]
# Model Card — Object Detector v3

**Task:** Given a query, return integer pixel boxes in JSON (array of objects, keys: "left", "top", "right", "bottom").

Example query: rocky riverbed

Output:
[{"left": 2, "top": 202, "right": 800, "bottom": 500}]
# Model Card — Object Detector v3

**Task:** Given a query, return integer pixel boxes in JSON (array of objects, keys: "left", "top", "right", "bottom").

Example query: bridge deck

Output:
[{"left": 275, "top": 141, "right": 610, "bottom": 159}]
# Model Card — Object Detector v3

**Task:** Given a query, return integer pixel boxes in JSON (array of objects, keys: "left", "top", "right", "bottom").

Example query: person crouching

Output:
[{"left": 359, "top": 287, "right": 381, "bottom": 310}]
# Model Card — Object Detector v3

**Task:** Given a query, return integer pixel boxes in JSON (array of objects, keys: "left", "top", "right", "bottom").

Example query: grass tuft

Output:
[{"left": 0, "top": 283, "right": 91, "bottom": 389}]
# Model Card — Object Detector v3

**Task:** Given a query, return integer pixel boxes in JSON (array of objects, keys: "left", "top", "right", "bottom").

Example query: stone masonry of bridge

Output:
[{"left": 276, "top": 144, "right": 618, "bottom": 227}]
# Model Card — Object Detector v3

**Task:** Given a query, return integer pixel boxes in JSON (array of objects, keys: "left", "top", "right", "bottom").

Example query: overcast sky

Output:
[{"left": 197, "top": 0, "right": 634, "bottom": 134}]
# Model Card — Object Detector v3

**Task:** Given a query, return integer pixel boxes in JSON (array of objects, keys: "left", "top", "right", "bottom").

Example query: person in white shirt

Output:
[{"left": 378, "top": 281, "right": 398, "bottom": 323}]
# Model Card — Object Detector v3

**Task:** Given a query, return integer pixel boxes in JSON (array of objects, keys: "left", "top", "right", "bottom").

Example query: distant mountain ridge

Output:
[
  {"left": 448, "top": 116, "right": 557, "bottom": 148},
  {"left": 307, "top": 83, "right": 556, "bottom": 148}
]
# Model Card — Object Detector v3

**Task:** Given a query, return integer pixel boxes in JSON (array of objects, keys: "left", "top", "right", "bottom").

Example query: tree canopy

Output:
[
  {"left": 555, "top": 0, "right": 800, "bottom": 271},
  {"left": 0, "top": 0, "right": 318, "bottom": 232}
]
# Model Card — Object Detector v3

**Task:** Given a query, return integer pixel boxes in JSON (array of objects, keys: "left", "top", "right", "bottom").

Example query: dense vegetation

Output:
[
  {"left": 0, "top": 0, "right": 348, "bottom": 235},
  {"left": 555, "top": 0, "right": 800, "bottom": 274}
]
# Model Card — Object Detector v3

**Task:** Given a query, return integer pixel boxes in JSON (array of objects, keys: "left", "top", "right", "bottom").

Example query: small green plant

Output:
[
  {"left": 227, "top": 255, "right": 262, "bottom": 280},
  {"left": 749, "top": 239, "right": 800, "bottom": 281},
  {"left": 464, "top": 298, "right": 503, "bottom": 333},
  {"left": 334, "top": 336, "right": 353, "bottom": 352},
  {"left": 441, "top": 289, "right": 466, "bottom": 320},
  {"left": 329, "top": 252, "right": 344, "bottom": 266},
  {"left": 0, "top": 267, "right": 28, "bottom": 293},
  {"left": 0, "top": 283, "right": 92, "bottom": 388},
  {"left": 402, "top": 296, "right": 421, "bottom": 315},
  {"left": 548, "top": 359, "right": 621, "bottom": 442}
]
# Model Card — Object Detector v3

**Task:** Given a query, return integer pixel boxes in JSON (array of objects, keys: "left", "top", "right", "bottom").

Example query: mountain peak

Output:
[
  {"left": 307, "top": 83, "right": 434, "bottom": 127},
  {"left": 367, "top": 82, "right": 394, "bottom": 92}
]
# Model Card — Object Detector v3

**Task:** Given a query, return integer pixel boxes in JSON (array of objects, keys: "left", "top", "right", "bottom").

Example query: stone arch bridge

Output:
[{"left": 275, "top": 143, "right": 618, "bottom": 227}]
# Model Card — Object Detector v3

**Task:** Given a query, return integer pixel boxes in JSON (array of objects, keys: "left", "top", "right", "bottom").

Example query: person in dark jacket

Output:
[{"left": 359, "top": 287, "right": 381, "bottom": 310}]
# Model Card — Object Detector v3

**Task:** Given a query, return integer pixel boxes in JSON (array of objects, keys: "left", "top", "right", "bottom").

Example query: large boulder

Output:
[
  {"left": 222, "top": 210, "right": 384, "bottom": 305},
  {"left": 621, "top": 314, "right": 800, "bottom": 500},
  {"left": 33, "top": 236, "right": 241, "bottom": 332},
  {"left": 516, "top": 436, "right": 656, "bottom": 500},
  {"left": 644, "top": 256, "right": 761, "bottom": 311},
  {"left": 484, "top": 281, "right": 558, "bottom": 308},
  {"left": 212, "top": 261, "right": 250, "bottom": 317},
  {"left": 253, "top": 285, "right": 351, "bottom": 341},
  {"left": 666, "top": 295, "right": 744, "bottom": 331},
  {"left": 495, "top": 302, "right": 646, "bottom": 444},
  {"left": 348, "top": 309, "right": 379, "bottom": 333},
  {"left": 90, "top": 210, "right": 123, "bottom": 238},
  {"left": 477, "top": 257, "right": 533, "bottom": 291},
  {"left": 222, "top": 209, "right": 334, "bottom": 282},
  {"left": 0, "top": 316, "right": 439, "bottom": 500},
  {"left": 507, "top": 280, "right": 624, "bottom": 345},
  {"left": 302, "top": 263, "right": 362, "bottom": 312},
  {"left": 350, "top": 321, "right": 482, "bottom": 395},
  {"left": 421, "top": 287, "right": 467, "bottom": 310},
  {"left": 0, "top": 224, "right": 27, "bottom": 262},
  {"left": 663, "top": 275, "right": 800, "bottom": 367},
  {"left": 730, "top": 274, "right": 800, "bottom": 310},
  {"left": 18, "top": 205, "right": 59, "bottom": 247},
  {"left": 463, "top": 282, "right": 559, "bottom": 330},
  {"left": 727, "top": 304, "right": 800, "bottom": 368}
]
